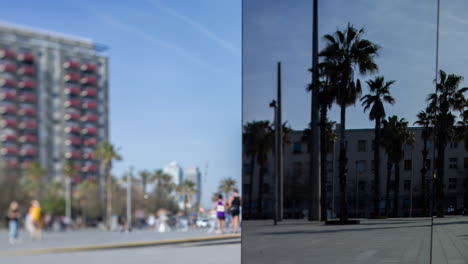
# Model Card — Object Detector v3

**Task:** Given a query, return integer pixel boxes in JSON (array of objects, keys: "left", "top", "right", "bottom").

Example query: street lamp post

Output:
[{"left": 270, "top": 99, "right": 278, "bottom": 226}]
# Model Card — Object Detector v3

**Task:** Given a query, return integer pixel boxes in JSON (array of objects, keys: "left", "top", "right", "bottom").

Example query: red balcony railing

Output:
[
  {"left": 64, "top": 61, "right": 80, "bottom": 70},
  {"left": 0, "top": 64, "right": 16, "bottom": 73},
  {"left": 0, "top": 49, "right": 16, "bottom": 59},
  {"left": 0, "top": 78, "right": 17, "bottom": 87},
  {"left": 83, "top": 152, "right": 95, "bottom": 160},
  {"left": 81, "top": 88, "right": 97, "bottom": 97},
  {"left": 20, "top": 148, "right": 37, "bottom": 156},
  {"left": 82, "top": 164, "right": 98, "bottom": 173},
  {"left": 64, "top": 73, "right": 80, "bottom": 83},
  {"left": 2, "top": 134, "right": 17, "bottom": 142},
  {"left": 17, "top": 53, "right": 35, "bottom": 63},
  {"left": 82, "top": 127, "right": 97, "bottom": 135},
  {"left": 81, "top": 63, "right": 96, "bottom": 72},
  {"left": 81, "top": 76, "right": 96, "bottom": 85},
  {"left": 65, "top": 86, "right": 80, "bottom": 95},
  {"left": 65, "top": 99, "right": 81, "bottom": 108},
  {"left": 82, "top": 101, "right": 97, "bottom": 110},
  {"left": 0, "top": 91, "right": 17, "bottom": 101},
  {"left": 84, "top": 138, "right": 97, "bottom": 147},
  {"left": 65, "top": 151, "right": 81, "bottom": 159},
  {"left": 0, "top": 105, "right": 16, "bottom": 114},
  {"left": 18, "top": 80, "right": 36, "bottom": 89},
  {"left": 1, "top": 147, "right": 18, "bottom": 155},
  {"left": 6, "top": 159, "right": 18, "bottom": 168},
  {"left": 1, "top": 119, "right": 17, "bottom": 128},
  {"left": 19, "top": 120, "right": 37, "bottom": 130},
  {"left": 66, "top": 137, "right": 81, "bottom": 146},
  {"left": 19, "top": 93, "right": 36, "bottom": 103},
  {"left": 65, "top": 125, "right": 81, "bottom": 134},
  {"left": 19, "top": 134, "right": 37, "bottom": 143},
  {"left": 81, "top": 114, "right": 97, "bottom": 123},
  {"left": 19, "top": 107, "right": 36, "bottom": 116},
  {"left": 17, "top": 65, "right": 36, "bottom": 76},
  {"left": 65, "top": 112, "right": 80, "bottom": 121}
]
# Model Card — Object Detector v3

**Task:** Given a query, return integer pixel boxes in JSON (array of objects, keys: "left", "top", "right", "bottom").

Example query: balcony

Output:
[
  {"left": 81, "top": 114, "right": 97, "bottom": 123},
  {"left": 19, "top": 93, "right": 36, "bottom": 103},
  {"left": 0, "top": 49, "right": 16, "bottom": 59},
  {"left": 19, "top": 107, "right": 36, "bottom": 116},
  {"left": 65, "top": 112, "right": 80, "bottom": 121},
  {"left": 1, "top": 134, "right": 17, "bottom": 142},
  {"left": 17, "top": 53, "right": 35, "bottom": 63},
  {"left": 65, "top": 99, "right": 81, "bottom": 108},
  {"left": 19, "top": 120, "right": 37, "bottom": 130},
  {"left": 0, "top": 78, "right": 17, "bottom": 87},
  {"left": 63, "top": 61, "right": 80, "bottom": 70},
  {"left": 65, "top": 125, "right": 81, "bottom": 134},
  {"left": 81, "top": 88, "right": 97, "bottom": 98},
  {"left": 65, "top": 150, "right": 81, "bottom": 159},
  {"left": 81, "top": 63, "right": 96, "bottom": 73},
  {"left": 17, "top": 66, "right": 36, "bottom": 76},
  {"left": 0, "top": 64, "right": 16, "bottom": 73},
  {"left": 1, "top": 119, "right": 17, "bottom": 128},
  {"left": 83, "top": 152, "right": 95, "bottom": 160},
  {"left": 5, "top": 159, "right": 18, "bottom": 168},
  {"left": 82, "top": 101, "right": 97, "bottom": 110},
  {"left": 0, "top": 91, "right": 17, "bottom": 101},
  {"left": 0, "top": 105, "right": 16, "bottom": 115},
  {"left": 82, "top": 127, "right": 97, "bottom": 135},
  {"left": 84, "top": 138, "right": 97, "bottom": 147},
  {"left": 66, "top": 137, "right": 81, "bottom": 146},
  {"left": 64, "top": 73, "right": 80, "bottom": 83},
  {"left": 82, "top": 164, "right": 98, "bottom": 173},
  {"left": 81, "top": 76, "right": 96, "bottom": 85},
  {"left": 65, "top": 86, "right": 80, "bottom": 95},
  {"left": 20, "top": 148, "right": 37, "bottom": 157},
  {"left": 1, "top": 146, "right": 18, "bottom": 155},
  {"left": 19, "top": 135, "right": 37, "bottom": 143},
  {"left": 18, "top": 80, "right": 36, "bottom": 89}
]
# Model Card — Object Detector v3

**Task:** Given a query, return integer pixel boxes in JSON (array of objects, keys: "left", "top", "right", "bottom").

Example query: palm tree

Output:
[
  {"left": 219, "top": 177, "right": 237, "bottom": 199},
  {"left": 95, "top": 142, "right": 122, "bottom": 229},
  {"left": 381, "top": 118, "right": 396, "bottom": 217},
  {"left": 138, "top": 170, "right": 152, "bottom": 195},
  {"left": 62, "top": 160, "right": 79, "bottom": 220},
  {"left": 361, "top": 76, "right": 395, "bottom": 217},
  {"left": 414, "top": 108, "right": 433, "bottom": 216},
  {"left": 320, "top": 24, "right": 380, "bottom": 221},
  {"left": 176, "top": 179, "right": 197, "bottom": 216},
  {"left": 243, "top": 121, "right": 274, "bottom": 218},
  {"left": 427, "top": 70, "right": 467, "bottom": 217}
]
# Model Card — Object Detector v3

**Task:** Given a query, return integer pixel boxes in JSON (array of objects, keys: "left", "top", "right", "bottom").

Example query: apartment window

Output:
[
  {"left": 449, "top": 158, "right": 458, "bottom": 169},
  {"left": 404, "top": 160, "right": 412, "bottom": 171},
  {"left": 449, "top": 178, "right": 457, "bottom": 189},
  {"left": 404, "top": 180, "right": 411, "bottom": 191},
  {"left": 293, "top": 142, "right": 302, "bottom": 154},
  {"left": 243, "top": 163, "right": 252, "bottom": 174},
  {"left": 356, "top": 160, "right": 367, "bottom": 174},
  {"left": 464, "top": 157, "right": 468, "bottom": 169},
  {"left": 450, "top": 141, "right": 458, "bottom": 149},
  {"left": 358, "top": 140, "right": 366, "bottom": 152}
]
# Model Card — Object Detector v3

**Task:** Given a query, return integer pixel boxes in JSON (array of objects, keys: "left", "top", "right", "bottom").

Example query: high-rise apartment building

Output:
[
  {"left": 185, "top": 167, "right": 202, "bottom": 208},
  {"left": 0, "top": 23, "right": 108, "bottom": 182}
]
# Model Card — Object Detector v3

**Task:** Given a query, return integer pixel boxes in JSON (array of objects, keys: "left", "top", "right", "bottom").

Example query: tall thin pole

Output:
[
  {"left": 309, "top": 0, "right": 321, "bottom": 221},
  {"left": 270, "top": 99, "right": 278, "bottom": 226},
  {"left": 278, "top": 62, "right": 284, "bottom": 221},
  {"left": 127, "top": 166, "right": 133, "bottom": 232},
  {"left": 65, "top": 176, "right": 71, "bottom": 221},
  {"left": 332, "top": 139, "right": 336, "bottom": 218}
]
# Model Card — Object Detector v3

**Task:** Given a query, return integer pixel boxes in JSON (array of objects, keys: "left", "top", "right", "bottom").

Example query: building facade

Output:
[
  {"left": 185, "top": 167, "right": 202, "bottom": 209},
  {"left": 0, "top": 23, "right": 108, "bottom": 183},
  {"left": 243, "top": 126, "right": 468, "bottom": 219},
  {"left": 163, "top": 161, "right": 184, "bottom": 208}
]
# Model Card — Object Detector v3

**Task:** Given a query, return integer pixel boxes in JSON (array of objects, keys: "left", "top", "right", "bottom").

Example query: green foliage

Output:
[{"left": 42, "top": 195, "right": 65, "bottom": 216}]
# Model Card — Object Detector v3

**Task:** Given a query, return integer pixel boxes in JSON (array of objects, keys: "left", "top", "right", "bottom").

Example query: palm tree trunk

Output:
[
  {"left": 394, "top": 161, "right": 401, "bottom": 217},
  {"left": 420, "top": 132, "right": 429, "bottom": 217},
  {"left": 385, "top": 158, "right": 392, "bottom": 217},
  {"left": 373, "top": 118, "right": 381, "bottom": 217},
  {"left": 248, "top": 156, "right": 255, "bottom": 219},
  {"left": 339, "top": 105, "right": 348, "bottom": 221},
  {"left": 320, "top": 104, "right": 328, "bottom": 221}
]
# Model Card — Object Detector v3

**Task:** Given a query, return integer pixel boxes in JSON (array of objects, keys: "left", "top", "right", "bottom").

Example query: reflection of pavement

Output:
[{"left": 243, "top": 218, "right": 433, "bottom": 264}]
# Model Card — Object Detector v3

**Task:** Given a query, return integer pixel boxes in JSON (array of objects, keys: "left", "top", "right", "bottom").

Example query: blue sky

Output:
[
  {"left": 0, "top": 0, "right": 241, "bottom": 208},
  {"left": 244, "top": 0, "right": 468, "bottom": 131}
]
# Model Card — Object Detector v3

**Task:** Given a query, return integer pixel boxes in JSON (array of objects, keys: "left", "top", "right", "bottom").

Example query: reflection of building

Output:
[
  {"left": 163, "top": 161, "right": 184, "bottom": 208},
  {"left": 185, "top": 167, "right": 202, "bottom": 209},
  {"left": 243, "top": 126, "right": 468, "bottom": 219},
  {"left": 0, "top": 23, "right": 108, "bottom": 182}
]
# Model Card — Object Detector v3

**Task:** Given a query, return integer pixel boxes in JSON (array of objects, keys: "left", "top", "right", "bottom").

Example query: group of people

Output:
[
  {"left": 214, "top": 189, "right": 241, "bottom": 234},
  {"left": 6, "top": 200, "right": 43, "bottom": 244}
]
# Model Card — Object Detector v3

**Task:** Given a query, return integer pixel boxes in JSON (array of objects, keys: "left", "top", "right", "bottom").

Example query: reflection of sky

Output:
[{"left": 244, "top": 0, "right": 467, "bottom": 130}]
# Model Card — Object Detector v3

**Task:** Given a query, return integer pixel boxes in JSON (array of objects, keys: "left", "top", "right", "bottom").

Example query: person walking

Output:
[
  {"left": 228, "top": 189, "right": 242, "bottom": 233},
  {"left": 28, "top": 200, "right": 42, "bottom": 240},
  {"left": 7, "top": 201, "right": 20, "bottom": 244},
  {"left": 215, "top": 194, "right": 226, "bottom": 234}
]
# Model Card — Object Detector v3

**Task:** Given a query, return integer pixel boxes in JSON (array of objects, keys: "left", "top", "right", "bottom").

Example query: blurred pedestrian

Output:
[
  {"left": 28, "top": 200, "right": 42, "bottom": 240},
  {"left": 215, "top": 194, "right": 226, "bottom": 234},
  {"left": 147, "top": 214, "right": 156, "bottom": 230},
  {"left": 7, "top": 201, "right": 20, "bottom": 244},
  {"left": 228, "top": 189, "right": 241, "bottom": 233}
]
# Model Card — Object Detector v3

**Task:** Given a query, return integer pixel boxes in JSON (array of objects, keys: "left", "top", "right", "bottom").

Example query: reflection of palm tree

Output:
[
  {"left": 320, "top": 24, "right": 380, "bottom": 221},
  {"left": 414, "top": 108, "right": 433, "bottom": 216},
  {"left": 218, "top": 177, "right": 237, "bottom": 200},
  {"left": 95, "top": 142, "right": 122, "bottom": 229},
  {"left": 361, "top": 76, "right": 395, "bottom": 217},
  {"left": 428, "top": 70, "right": 467, "bottom": 217},
  {"left": 176, "top": 179, "right": 196, "bottom": 216}
]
